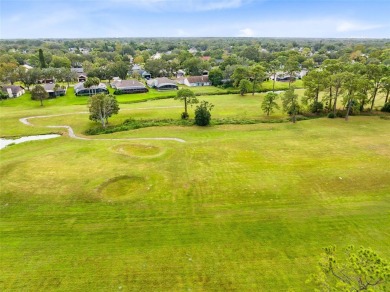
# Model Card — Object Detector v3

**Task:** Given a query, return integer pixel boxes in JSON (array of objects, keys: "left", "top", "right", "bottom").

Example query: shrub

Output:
[
  {"left": 181, "top": 112, "right": 189, "bottom": 120},
  {"left": 328, "top": 112, "right": 335, "bottom": 119},
  {"left": 310, "top": 101, "right": 324, "bottom": 113},
  {"left": 336, "top": 110, "right": 345, "bottom": 118},
  {"left": 381, "top": 102, "right": 390, "bottom": 112},
  {"left": 194, "top": 101, "right": 214, "bottom": 126}
]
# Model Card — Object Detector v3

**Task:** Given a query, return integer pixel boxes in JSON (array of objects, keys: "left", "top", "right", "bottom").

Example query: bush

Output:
[
  {"left": 310, "top": 101, "right": 324, "bottom": 113},
  {"left": 336, "top": 110, "right": 345, "bottom": 118},
  {"left": 181, "top": 112, "right": 189, "bottom": 120},
  {"left": 328, "top": 112, "right": 335, "bottom": 119},
  {"left": 381, "top": 102, "right": 390, "bottom": 112},
  {"left": 195, "top": 101, "right": 214, "bottom": 126}
]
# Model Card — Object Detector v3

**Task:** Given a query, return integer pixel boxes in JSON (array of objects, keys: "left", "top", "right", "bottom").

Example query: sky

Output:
[{"left": 0, "top": 0, "right": 389, "bottom": 39}]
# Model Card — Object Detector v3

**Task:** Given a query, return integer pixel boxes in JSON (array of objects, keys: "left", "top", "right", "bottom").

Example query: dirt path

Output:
[{"left": 19, "top": 106, "right": 186, "bottom": 143}]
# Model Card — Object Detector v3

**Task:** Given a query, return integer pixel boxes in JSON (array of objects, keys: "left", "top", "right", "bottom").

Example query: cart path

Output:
[{"left": 19, "top": 106, "right": 186, "bottom": 143}]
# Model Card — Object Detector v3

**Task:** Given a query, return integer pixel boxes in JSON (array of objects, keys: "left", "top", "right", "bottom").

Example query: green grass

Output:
[{"left": 0, "top": 91, "right": 389, "bottom": 291}]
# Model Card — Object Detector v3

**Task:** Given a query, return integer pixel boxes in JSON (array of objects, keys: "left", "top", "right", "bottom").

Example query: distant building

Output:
[
  {"left": 42, "top": 84, "right": 66, "bottom": 98},
  {"left": 131, "top": 65, "right": 151, "bottom": 80},
  {"left": 147, "top": 77, "right": 178, "bottom": 91},
  {"left": 111, "top": 79, "right": 148, "bottom": 94},
  {"left": 176, "top": 69, "right": 186, "bottom": 78},
  {"left": 1, "top": 85, "right": 25, "bottom": 98},
  {"left": 188, "top": 47, "right": 198, "bottom": 54},
  {"left": 71, "top": 68, "right": 87, "bottom": 82},
  {"left": 37, "top": 78, "right": 55, "bottom": 84},
  {"left": 74, "top": 82, "right": 108, "bottom": 96},
  {"left": 183, "top": 76, "right": 211, "bottom": 87}
]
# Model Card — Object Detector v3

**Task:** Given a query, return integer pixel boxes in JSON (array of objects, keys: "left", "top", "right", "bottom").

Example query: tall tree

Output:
[
  {"left": 31, "top": 85, "right": 48, "bottom": 106},
  {"left": 366, "top": 64, "right": 384, "bottom": 111},
  {"left": 267, "top": 60, "right": 281, "bottom": 92},
  {"left": 342, "top": 72, "right": 361, "bottom": 121},
  {"left": 38, "top": 49, "right": 47, "bottom": 69},
  {"left": 322, "top": 60, "right": 345, "bottom": 112},
  {"left": 175, "top": 88, "right": 198, "bottom": 119},
  {"left": 250, "top": 64, "right": 266, "bottom": 95},
  {"left": 282, "top": 88, "right": 299, "bottom": 123},
  {"left": 303, "top": 69, "right": 329, "bottom": 105},
  {"left": 330, "top": 72, "right": 346, "bottom": 115},
  {"left": 232, "top": 66, "right": 249, "bottom": 87},
  {"left": 285, "top": 57, "right": 300, "bottom": 88},
  {"left": 261, "top": 92, "right": 279, "bottom": 116},
  {"left": 62, "top": 69, "right": 78, "bottom": 86},
  {"left": 88, "top": 94, "right": 119, "bottom": 128},
  {"left": 19, "top": 68, "right": 41, "bottom": 90},
  {"left": 381, "top": 76, "right": 390, "bottom": 104},
  {"left": 145, "top": 59, "right": 168, "bottom": 78},
  {"left": 208, "top": 68, "right": 223, "bottom": 86},
  {"left": 110, "top": 61, "right": 129, "bottom": 80},
  {"left": 50, "top": 55, "right": 71, "bottom": 68},
  {"left": 240, "top": 46, "right": 260, "bottom": 62}
]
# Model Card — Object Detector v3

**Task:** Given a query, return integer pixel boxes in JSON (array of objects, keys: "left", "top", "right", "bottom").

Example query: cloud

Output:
[
  {"left": 88, "top": 0, "right": 250, "bottom": 12},
  {"left": 238, "top": 28, "right": 255, "bottom": 37},
  {"left": 336, "top": 21, "right": 383, "bottom": 32},
  {"left": 230, "top": 17, "right": 388, "bottom": 38}
]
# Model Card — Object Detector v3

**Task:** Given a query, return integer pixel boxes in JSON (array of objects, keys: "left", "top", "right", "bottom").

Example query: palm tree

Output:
[{"left": 84, "top": 77, "right": 100, "bottom": 96}]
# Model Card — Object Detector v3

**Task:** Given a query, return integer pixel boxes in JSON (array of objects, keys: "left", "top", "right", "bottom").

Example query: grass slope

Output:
[{"left": 0, "top": 94, "right": 389, "bottom": 291}]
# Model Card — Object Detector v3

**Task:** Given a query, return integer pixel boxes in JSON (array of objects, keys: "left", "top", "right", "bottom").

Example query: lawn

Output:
[{"left": 0, "top": 92, "right": 389, "bottom": 291}]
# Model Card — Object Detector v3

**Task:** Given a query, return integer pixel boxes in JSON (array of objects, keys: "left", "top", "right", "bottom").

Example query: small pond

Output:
[{"left": 0, "top": 134, "right": 61, "bottom": 150}]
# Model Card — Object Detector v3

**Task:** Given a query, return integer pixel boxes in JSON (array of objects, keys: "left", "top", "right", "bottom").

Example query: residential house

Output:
[
  {"left": 151, "top": 52, "right": 162, "bottom": 60},
  {"left": 1, "top": 85, "right": 25, "bottom": 98},
  {"left": 188, "top": 47, "right": 198, "bottom": 54},
  {"left": 184, "top": 76, "right": 211, "bottom": 87},
  {"left": 176, "top": 69, "right": 185, "bottom": 78},
  {"left": 111, "top": 79, "right": 148, "bottom": 94},
  {"left": 74, "top": 82, "right": 108, "bottom": 96},
  {"left": 22, "top": 64, "right": 33, "bottom": 70},
  {"left": 37, "top": 78, "right": 55, "bottom": 84},
  {"left": 147, "top": 77, "right": 178, "bottom": 91},
  {"left": 131, "top": 65, "right": 151, "bottom": 80},
  {"left": 43, "top": 83, "right": 67, "bottom": 98},
  {"left": 71, "top": 68, "right": 87, "bottom": 82}
]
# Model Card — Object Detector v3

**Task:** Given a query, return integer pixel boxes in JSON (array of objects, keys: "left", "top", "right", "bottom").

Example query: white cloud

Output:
[
  {"left": 336, "top": 21, "right": 383, "bottom": 32},
  {"left": 229, "top": 17, "right": 387, "bottom": 38},
  {"left": 238, "top": 28, "right": 255, "bottom": 37},
  {"left": 91, "top": 0, "right": 249, "bottom": 12}
]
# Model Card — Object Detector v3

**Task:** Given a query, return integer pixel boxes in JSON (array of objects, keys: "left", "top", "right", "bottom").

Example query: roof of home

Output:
[
  {"left": 1, "top": 85, "right": 24, "bottom": 94},
  {"left": 42, "top": 83, "right": 65, "bottom": 92},
  {"left": 74, "top": 82, "right": 107, "bottom": 91},
  {"left": 112, "top": 79, "right": 145, "bottom": 89},
  {"left": 186, "top": 76, "right": 209, "bottom": 83},
  {"left": 147, "top": 77, "right": 177, "bottom": 87},
  {"left": 71, "top": 68, "right": 84, "bottom": 74}
]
